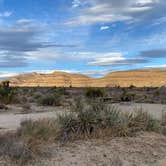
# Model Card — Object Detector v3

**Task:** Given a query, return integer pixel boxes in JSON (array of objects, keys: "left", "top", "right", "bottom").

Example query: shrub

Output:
[
  {"left": 153, "top": 88, "right": 160, "bottom": 96},
  {"left": 161, "top": 111, "right": 166, "bottom": 135},
  {"left": 33, "top": 93, "right": 42, "bottom": 100},
  {"left": 71, "top": 97, "right": 85, "bottom": 112},
  {"left": 38, "top": 94, "right": 62, "bottom": 106},
  {"left": 18, "top": 119, "right": 59, "bottom": 142},
  {"left": 85, "top": 88, "right": 105, "bottom": 99},
  {"left": 57, "top": 102, "right": 161, "bottom": 141},
  {"left": 53, "top": 87, "right": 68, "bottom": 96},
  {"left": 128, "top": 110, "right": 161, "bottom": 132},
  {"left": 0, "top": 81, "right": 16, "bottom": 104},
  {"left": 129, "top": 85, "right": 136, "bottom": 89},
  {"left": 120, "top": 90, "right": 135, "bottom": 102}
]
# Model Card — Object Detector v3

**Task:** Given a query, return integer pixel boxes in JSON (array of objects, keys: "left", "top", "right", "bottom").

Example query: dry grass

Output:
[{"left": 0, "top": 133, "right": 33, "bottom": 166}]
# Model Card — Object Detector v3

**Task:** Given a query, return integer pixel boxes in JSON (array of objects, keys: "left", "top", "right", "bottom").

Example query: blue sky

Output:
[{"left": 0, "top": 0, "right": 166, "bottom": 78}]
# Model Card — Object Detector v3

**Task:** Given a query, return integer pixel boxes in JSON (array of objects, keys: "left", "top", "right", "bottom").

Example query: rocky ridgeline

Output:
[{"left": 8, "top": 69, "right": 166, "bottom": 87}]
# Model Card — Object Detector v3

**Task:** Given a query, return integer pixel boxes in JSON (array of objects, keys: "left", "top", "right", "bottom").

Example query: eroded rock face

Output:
[{"left": 8, "top": 69, "right": 166, "bottom": 87}]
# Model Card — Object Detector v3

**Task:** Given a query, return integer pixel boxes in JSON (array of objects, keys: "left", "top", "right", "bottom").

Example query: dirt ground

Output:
[{"left": 24, "top": 132, "right": 166, "bottom": 166}]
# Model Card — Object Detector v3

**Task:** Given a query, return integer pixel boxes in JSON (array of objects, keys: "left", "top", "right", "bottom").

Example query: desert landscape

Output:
[
  {"left": 0, "top": 69, "right": 165, "bottom": 166},
  {"left": 0, "top": 0, "right": 166, "bottom": 165}
]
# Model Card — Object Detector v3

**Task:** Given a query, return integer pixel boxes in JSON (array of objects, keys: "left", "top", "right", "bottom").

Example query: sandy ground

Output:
[
  {"left": 0, "top": 103, "right": 165, "bottom": 132},
  {"left": 25, "top": 132, "right": 166, "bottom": 166},
  {"left": 0, "top": 104, "right": 67, "bottom": 132}
]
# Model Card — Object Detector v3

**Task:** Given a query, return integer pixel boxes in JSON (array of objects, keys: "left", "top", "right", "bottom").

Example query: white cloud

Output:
[
  {"left": 145, "top": 64, "right": 166, "bottom": 68},
  {"left": 66, "top": 0, "right": 161, "bottom": 26},
  {"left": 0, "top": 11, "right": 12, "bottom": 17},
  {"left": 100, "top": 26, "right": 110, "bottom": 30},
  {"left": 17, "top": 19, "right": 35, "bottom": 24},
  {"left": 88, "top": 56, "right": 125, "bottom": 66},
  {"left": 88, "top": 53, "right": 149, "bottom": 66},
  {"left": 72, "top": 0, "right": 81, "bottom": 8},
  {"left": 73, "top": 52, "right": 123, "bottom": 60},
  {"left": 67, "top": 13, "right": 131, "bottom": 26},
  {"left": 0, "top": 72, "right": 19, "bottom": 78}
]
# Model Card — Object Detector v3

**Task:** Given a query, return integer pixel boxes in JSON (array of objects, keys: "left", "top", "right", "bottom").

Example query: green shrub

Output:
[
  {"left": 120, "top": 90, "right": 135, "bottom": 102},
  {"left": 33, "top": 93, "right": 42, "bottom": 100},
  {"left": 153, "top": 88, "right": 160, "bottom": 96},
  {"left": 57, "top": 102, "right": 162, "bottom": 141},
  {"left": 85, "top": 88, "right": 105, "bottom": 99},
  {"left": 0, "top": 81, "right": 16, "bottom": 104},
  {"left": 53, "top": 87, "right": 68, "bottom": 96},
  {"left": 128, "top": 110, "right": 161, "bottom": 132},
  {"left": 57, "top": 103, "right": 130, "bottom": 139},
  {"left": 38, "top": 94, "right": 62, "bottom": 106}
]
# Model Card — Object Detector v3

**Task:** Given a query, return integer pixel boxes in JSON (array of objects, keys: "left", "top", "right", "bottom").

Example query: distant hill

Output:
[
  {"left": 9, "top": 72, "right": 93, "bottom": 87},
  {"left": 8, "top": 69, "right": 166, "bottom": 87}
]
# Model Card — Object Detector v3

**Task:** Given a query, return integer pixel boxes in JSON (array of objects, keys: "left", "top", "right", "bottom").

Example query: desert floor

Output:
[{"left": 0, "top": 103, "right": 166, "bottom": 166}]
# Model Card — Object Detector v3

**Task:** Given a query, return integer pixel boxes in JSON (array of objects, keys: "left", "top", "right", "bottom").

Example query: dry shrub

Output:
[
  {"left": 161, "top": 111, "right": 166, "bottom": 126},
  {"left": 161, "top": 111, "right": 166, "bottom": 135},
  {"left": 18, "top": 119, "right": 60, "bottom": 142}
]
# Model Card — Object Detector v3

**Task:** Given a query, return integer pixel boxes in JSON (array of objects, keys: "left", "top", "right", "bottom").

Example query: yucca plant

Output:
[{"left": 128, "top": 110, "right": 161, "bottom": 132}]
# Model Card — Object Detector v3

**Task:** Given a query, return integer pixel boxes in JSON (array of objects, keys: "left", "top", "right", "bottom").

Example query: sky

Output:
[{"left": 0, "top": 0, "right": 166, "bottom": 78}]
